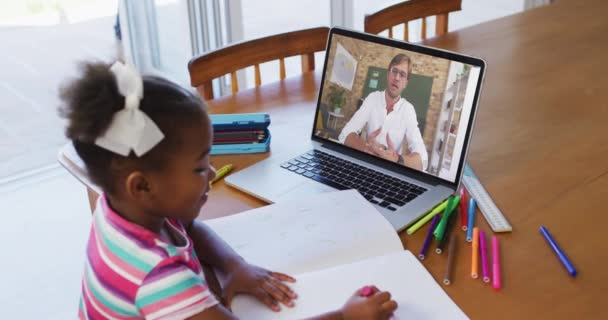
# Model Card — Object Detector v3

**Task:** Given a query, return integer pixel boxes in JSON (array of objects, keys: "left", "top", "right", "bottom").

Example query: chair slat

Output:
[
  {"left": 388, "top": 27, "right": 393, "bottom": 39},
  {"left": 301, "top": 53, "right": 315, "bottom": 73},
  {"left": 436, "top": 13, "right": 449, "bottom": 35},
  {"left": 201, "top": 81, "right": 213, "bottom": 101},
  {"left": 421, "top": 17, "right": 427, "bottom": 40},
  {"left": 254, "top": 64, "right": 261, "bottom": 87},
  {"left": 280, "top": 58, "right": 286, "bottom": 80},
  {"left": 404, "top": 22, "right": 409, "bottom": 41},
  {"left": 230, "top": 71, "right": 238, "bottom": 94}
]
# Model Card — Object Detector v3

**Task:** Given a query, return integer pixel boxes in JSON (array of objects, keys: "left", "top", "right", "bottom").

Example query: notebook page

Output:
[
  {"left": 204, "top": 190, "right": 403, "bottom": 275},
  {"left": 232, "top": 250, "right": 468, "bottom": 320}
]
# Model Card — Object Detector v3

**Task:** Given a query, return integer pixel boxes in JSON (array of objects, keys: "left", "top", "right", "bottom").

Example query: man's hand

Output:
[
  {"left": 221, "top": 262, "right": 297, "bottom": 312},
  {"left": 344, "top": 128, "right": 382, "bottom": 153},
  {"left": 365, "top": 128, "right": 382, "bottom": 147},
  {"left": 364, "top": 128, "right": 387, "bottom": 155},
  {"left": 370, "top": 133, "right": 399, "bottom": 162}
]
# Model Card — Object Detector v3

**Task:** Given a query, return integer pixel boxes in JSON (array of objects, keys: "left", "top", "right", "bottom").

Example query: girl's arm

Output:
[
  {"left": 185, "top": 219, "right": 297, "bottom": 311},
  {"left": 186, "top": 219, "right": 245, "bottom": 273}
]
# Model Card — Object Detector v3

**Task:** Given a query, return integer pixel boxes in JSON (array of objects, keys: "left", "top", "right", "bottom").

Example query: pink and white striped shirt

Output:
[{"left": 78, "top": 195, "right": 218, "bottom": 319}]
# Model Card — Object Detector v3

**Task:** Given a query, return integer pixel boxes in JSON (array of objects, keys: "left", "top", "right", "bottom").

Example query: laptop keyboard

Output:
[{"left": 280, "top": 149, "right": 428, "bottom": 211}]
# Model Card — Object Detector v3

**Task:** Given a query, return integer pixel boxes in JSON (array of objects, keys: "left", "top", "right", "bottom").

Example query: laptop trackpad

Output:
[
  {"left": 276, "top": 179, "right": 335, "bottom": 202},
  {"left": 226, "top": 158, "right": 333, "bottom": 203}
]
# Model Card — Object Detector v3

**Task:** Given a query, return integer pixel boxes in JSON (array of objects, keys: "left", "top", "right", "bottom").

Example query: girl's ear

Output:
[{"left": 124, "top": 171, "right": 151, "bottom": 202}]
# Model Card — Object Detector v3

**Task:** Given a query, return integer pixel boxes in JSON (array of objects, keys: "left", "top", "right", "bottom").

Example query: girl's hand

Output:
[
  {"left": 341, "top": 286, "right": 398, "bottom": 320},
  {"left": 221, "top": 262, "right": 297, "bottom": 312}
]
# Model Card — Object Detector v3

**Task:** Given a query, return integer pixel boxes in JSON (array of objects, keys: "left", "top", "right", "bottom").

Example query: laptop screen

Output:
[{"left": 312, "top": 28, "right": 485, "bottom": 185}]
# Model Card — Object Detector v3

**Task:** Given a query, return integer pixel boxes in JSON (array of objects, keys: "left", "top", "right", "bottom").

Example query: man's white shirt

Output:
[{"left": 338, "top": 91, "right": 428, "bottom": 170}]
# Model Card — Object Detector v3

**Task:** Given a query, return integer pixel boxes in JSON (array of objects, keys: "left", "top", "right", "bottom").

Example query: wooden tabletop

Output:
[
  {"left": 402, "top": 0, "right": 607, "bottom": 318},
  {"left": 58, "top": 0, "right": 607, "bottom": 318},
  {"left": 204, "top": 1, "right": 608, "bottom": 318}
]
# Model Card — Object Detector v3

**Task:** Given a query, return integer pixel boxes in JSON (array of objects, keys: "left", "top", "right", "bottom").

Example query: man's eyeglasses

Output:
[{"left": 390, "top": 67, "right": 408, "bottom": 80}]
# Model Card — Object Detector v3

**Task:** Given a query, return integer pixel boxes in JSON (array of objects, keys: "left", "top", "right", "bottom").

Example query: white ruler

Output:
[{"left": 462, "top": 164, "right": 512, "bottom": 232}]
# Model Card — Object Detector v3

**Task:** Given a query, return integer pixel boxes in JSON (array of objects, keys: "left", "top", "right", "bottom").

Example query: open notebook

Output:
[{"left": 205, "top": 190, "right": 468, "bottom": 319}]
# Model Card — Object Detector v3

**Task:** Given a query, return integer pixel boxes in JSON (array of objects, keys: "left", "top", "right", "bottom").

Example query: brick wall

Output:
[{"left": 321, "top": 35, "right": 450, "bottom": 154}]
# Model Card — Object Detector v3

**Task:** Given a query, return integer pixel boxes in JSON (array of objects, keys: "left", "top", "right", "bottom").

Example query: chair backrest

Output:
[
  {"left": 364, "top": 0, "right": 462, "bottom": 41},
  {"left": 188, "top": 27, "right": 330, "bottom": 100}
]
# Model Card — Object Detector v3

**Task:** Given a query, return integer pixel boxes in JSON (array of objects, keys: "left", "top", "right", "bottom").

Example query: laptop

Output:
[{"left": 226, "top": 27, "right": 486, "bottom": 232}]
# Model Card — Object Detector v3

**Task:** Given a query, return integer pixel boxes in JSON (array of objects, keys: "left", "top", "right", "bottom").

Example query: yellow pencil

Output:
[
  {"left": 210, "top": 164, "right": 234, "bottom": 185},
  {"left": 406, "top": 198, "right": 450, "bottom": 235}
]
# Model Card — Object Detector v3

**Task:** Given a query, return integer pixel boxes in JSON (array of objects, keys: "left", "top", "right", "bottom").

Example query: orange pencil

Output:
[{"left": 471, "top": 227, "right": 479, "bottom": 279}]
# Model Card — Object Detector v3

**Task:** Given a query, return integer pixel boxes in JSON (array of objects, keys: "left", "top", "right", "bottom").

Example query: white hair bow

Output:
[{"left": 95, "top": 61, "right": 164, "bottom": 157}]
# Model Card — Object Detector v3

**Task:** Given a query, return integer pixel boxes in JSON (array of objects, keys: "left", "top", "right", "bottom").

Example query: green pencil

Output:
[
  {"left": 433, "top": 196, "right": 455, "bottom": 240},
  {"left": 434, "top": 196, "right": 461, "bottom": 241},
  {"left": 406, "top": 198, "right": 450, "bottom": 235}
]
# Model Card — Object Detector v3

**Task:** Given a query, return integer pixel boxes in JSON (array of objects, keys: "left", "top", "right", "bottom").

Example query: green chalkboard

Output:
[{"left": 361, "top": 66, "right": 433, "bottom": 134}]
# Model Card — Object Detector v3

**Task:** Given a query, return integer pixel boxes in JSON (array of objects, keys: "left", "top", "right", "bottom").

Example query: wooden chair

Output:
[
  {"left": 364, "top": 0, "right": 462, "bottom": 41},
  {"left": 188, "top": 27, "right": 329, "bottom": 100}
]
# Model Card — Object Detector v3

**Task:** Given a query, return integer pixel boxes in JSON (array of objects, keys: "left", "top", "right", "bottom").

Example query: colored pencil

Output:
[
  {"left": 471, "top": 227, "right": 480, "bottom": 279},
  {"left": 419, "top": 215, "right": 440, "bottom": 260},
  {"left": 444, "top": 233, "right": 458, "bottom": 285},
  {"left": 480, "top": 230, "right": 490, "bottom": 283},
  {"left": 492, "top": 236, "right": 501, "bottom": 290}
]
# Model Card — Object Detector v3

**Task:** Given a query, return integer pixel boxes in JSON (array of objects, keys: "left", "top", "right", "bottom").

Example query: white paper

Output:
[
  {"left": 329, "top": 42, "right": 358, "bottom": 90},
  {"left": 232, "top": 251, "right": 468, "bottom": 320},
  {"left": 205, "top": 190, "right": 403, "bottom": 275}
]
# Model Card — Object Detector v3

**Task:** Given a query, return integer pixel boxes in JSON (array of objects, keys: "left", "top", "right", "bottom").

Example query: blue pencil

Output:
[
  {"left": 540, "top": 226, "right": 577, "bottom": 277},
  {"left": 466, "top": 198, "right": 476, "bottom": 242},
  {"left": 419, "top": 215, "right": 441, "bottom": 260}
]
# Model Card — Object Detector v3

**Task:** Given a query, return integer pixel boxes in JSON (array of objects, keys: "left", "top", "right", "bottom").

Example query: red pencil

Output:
[{"left": 460, "top": 187, "right": 468, "bottom": 231}]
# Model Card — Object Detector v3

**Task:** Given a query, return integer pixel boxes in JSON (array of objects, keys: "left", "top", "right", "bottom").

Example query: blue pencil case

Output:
[
  {"left": 210, "top": 113, "right": 270, "bottom": 131},
  {"left": 209, "top": 113, "right": 271, "bottom": 155}
]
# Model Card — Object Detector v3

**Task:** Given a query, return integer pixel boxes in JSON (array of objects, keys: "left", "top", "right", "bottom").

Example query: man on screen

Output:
[{"left": 338, "top": 53, "right": 428, "bottom": 171}]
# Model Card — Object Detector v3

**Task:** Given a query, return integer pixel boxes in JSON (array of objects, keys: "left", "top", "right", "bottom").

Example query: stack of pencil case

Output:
[
  {"left": 213, "top": 129, "right": 267, "bottom": 145},
  {"left": 209, "top": 113, "right": 271, "bottom": 155}
]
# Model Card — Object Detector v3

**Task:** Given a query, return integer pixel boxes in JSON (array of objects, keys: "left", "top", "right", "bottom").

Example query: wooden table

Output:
[
  {"left": 59, "top": 0, "right": 607, "bottom": 318},
  {"left": 414, "top": 0, "right": 608, "bottom": 317},
  {"left": 205, "top": 1, "right": 608, "bottom": 318}
]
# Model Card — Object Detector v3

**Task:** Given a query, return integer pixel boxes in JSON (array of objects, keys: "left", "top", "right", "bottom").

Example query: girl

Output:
[{"left": 60, "top": 61, "right": 398, "bottom": 320}]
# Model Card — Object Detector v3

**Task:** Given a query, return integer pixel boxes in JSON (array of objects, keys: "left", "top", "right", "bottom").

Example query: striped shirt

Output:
[{"left": 79, "top": 195, "right": 218, "bottom": 319}]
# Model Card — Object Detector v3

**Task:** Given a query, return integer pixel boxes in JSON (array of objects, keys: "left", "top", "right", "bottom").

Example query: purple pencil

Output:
[
  {"left": 419, "top": 215, "right": 441, "bottom": 260},
  {"left": 480, "top": 230, "right": 490, "bottom": 283}
]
